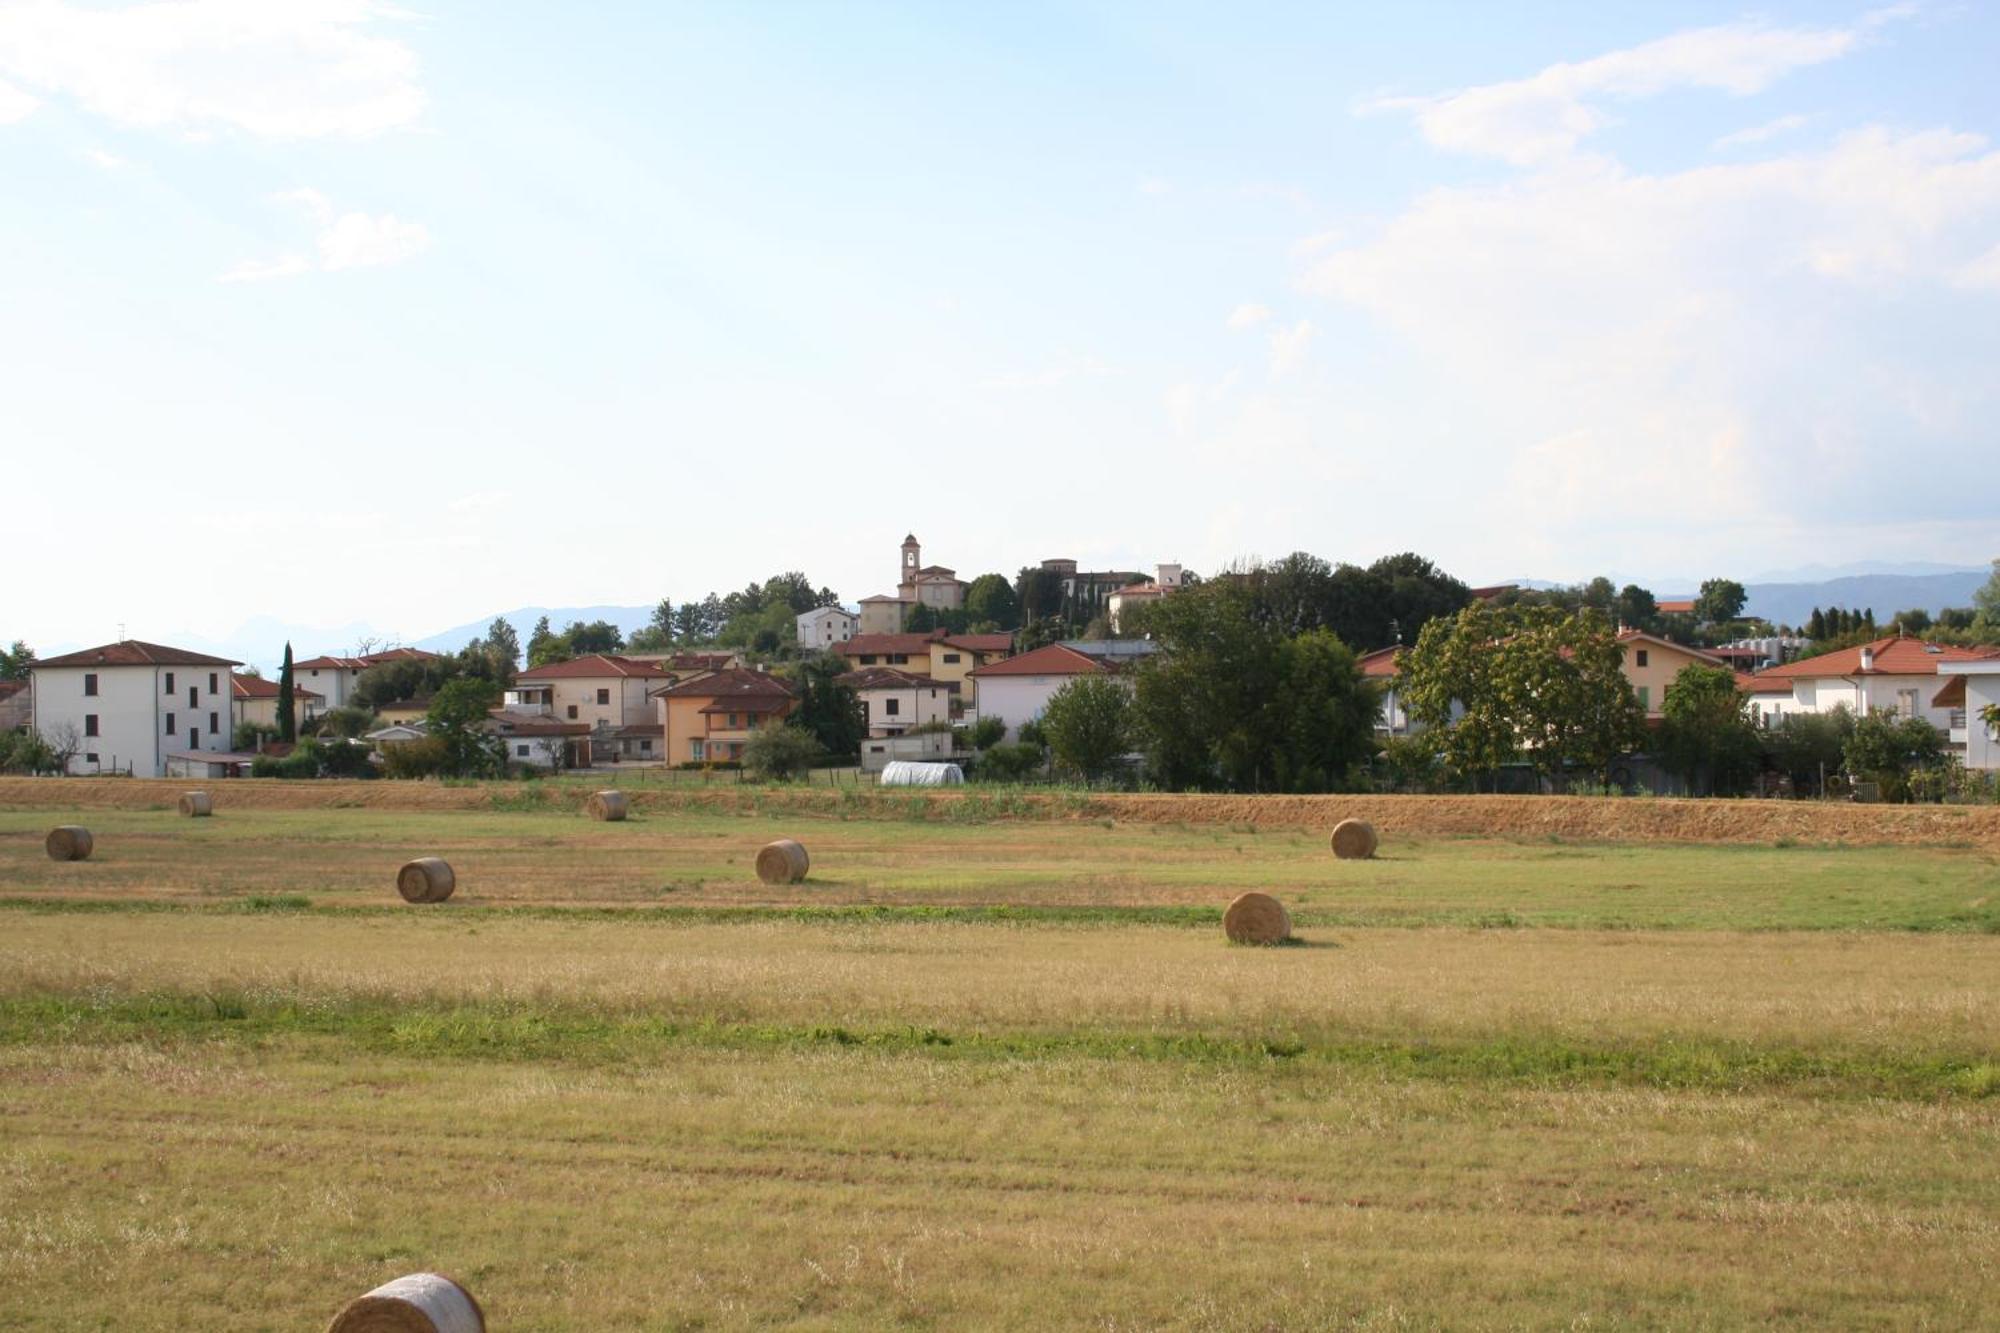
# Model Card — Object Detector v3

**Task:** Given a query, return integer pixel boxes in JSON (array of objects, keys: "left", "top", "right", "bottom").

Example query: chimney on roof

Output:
[{"left": 1859, "top": 647, "right": 1875, "bottom": 672}]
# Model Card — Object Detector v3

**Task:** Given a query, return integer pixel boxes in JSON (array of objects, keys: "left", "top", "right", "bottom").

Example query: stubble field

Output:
[{"left": 0, "top": 782, "right": 1995, "bottom": 1329}]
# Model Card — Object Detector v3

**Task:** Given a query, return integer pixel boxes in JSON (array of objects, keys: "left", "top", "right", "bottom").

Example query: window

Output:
[
  {"left": 208, "top": 673, "right": 218, "bottom": 694},
  {"left": 1636, "top": 686, "right": 1650, "bottom": 710},
  {"left": 885, "top": 698, "right": 901, "bottom": 716},
  {"left": 1635, "top": 649, "right": 1649, "bottom": 668},
  {"left": 1898, "top": 689, "right": 1919, "bottom": 718},
  {"left": 567, "top": 705, "right": 579, "bottom": 719},
  {"left": 165, "top": 713, "right": 176, "bottom": 734},
  {"left": 690, "top": 739, "right": 706, "bottom": 760},
  {"left": 188, "top": 686, "right": 197, "bottom": 708},
  {"left": 596, "top": 688, "right": 610, "bottom": 706},
  {"left": 517, "top": 743, "right": 531, "bottom": 757},
  {"left": 84, "top": 673, "right": 98, "bottom": 697},
  {"left": 727, "top": 713, "right": 739, "bottom": 728},
  {"left": 187, "top": 730, "right": 199, "bottom": 750},
  {"left": 85, "top": 714, "right": 99, "bottom": 737},
  {"left": 85, "top": 752, "right": 98, "bottom": 764},
  {"left": 860, "top": 655, "right": 877, "bottom": 665},
  {"left": 209, "top": 712, "right": 219, "bottom": 734},
  {"left": 942, "top": 653, "right": 961, "bottom": 664},
  {"left": 639, "top": 739, "right": 652, "bottom": 753},
  {"left": 165, "top": 672, "right": 175, "bottom": 693}
]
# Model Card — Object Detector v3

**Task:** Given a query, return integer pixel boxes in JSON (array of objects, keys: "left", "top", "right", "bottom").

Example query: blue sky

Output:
[{"left": 3, "top": 1, "right": 1997, "bottom": 658}]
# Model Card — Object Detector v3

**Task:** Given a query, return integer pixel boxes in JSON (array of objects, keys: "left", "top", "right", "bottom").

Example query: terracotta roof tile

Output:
[
  {"left": 658, "top": 668, "right": 797, "bottom": 701},
  {"left": 1757, "top": 635, "right": 1993, "bottom": 680},
  {"left": 515, "top": 654, "right": 671, "bottom": 681},
  {"left": 35, "top": 639, "right": 240, "bottom": 669},
  {"left": 967, "top": 644, "right": 1107, "bottom": 678}
]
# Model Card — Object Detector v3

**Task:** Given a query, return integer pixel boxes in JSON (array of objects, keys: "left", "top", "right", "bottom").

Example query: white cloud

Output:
[
  {"left": 221, "top": 187, "right": 429, "bottom": 281},
  {"left": 1225, "top": 302, "right": 1271, "bottom": 331},
  {"left": 1364, "top": 16, "right": 1893, "bottom": 165},
  {"left": 1714, "top": 113, "right": 1810, "bottom": 151},
  {"left": 1267, "top": 319, "right": 1314, "bottom": 379},
  {"left": 81, "top": 146, "right": 127, "bottom": 169},
  {"left": 218, "top": 253, "right": 311, "bottom": 283},
  {"left": 316, "top": 208, "right": 428, "bottom": 270},
  {"left": 0, "top": 75, "right": 35, "bottom": 122},
  {"left": 0, "top": 0, "right": 423, "bottom": 139},
  {"left": 1307, "top": 122, "right": 2000, "bottom": 549}
]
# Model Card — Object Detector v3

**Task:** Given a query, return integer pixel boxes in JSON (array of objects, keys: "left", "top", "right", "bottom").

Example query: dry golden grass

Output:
[
  {"left": 3, "top": 912, "right": 1995, "bottom": 1056},
  {"left": 0, "top": 1042, "right": 1993, "bottom": 1329},
  {"left": 1, "top": 795, "right": 1996, "bottom": 1327}
]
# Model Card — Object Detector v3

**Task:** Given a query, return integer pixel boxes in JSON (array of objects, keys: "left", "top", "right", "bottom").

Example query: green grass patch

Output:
[{"left": 2, "top": 988, "right": 1989, "bottom": 1101}]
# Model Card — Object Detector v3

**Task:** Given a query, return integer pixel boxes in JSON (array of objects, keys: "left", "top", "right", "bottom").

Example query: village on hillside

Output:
[{"left": 6, "top": 537, "right": 1999, "bottom": 799}]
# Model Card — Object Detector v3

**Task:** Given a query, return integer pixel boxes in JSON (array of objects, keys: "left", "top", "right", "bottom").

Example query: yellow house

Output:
[
  {"left": 230, "top": 673, "right": 324, "bottom": 730},
  {"left": 836, "top": 631, "right": 1014, "bottom": 698},
  {"left": 652, "top": 668, "right": 797, "bottom": 764},
  {"left": 1617, "top": 631, "right": 1730, "bottom": 717}
]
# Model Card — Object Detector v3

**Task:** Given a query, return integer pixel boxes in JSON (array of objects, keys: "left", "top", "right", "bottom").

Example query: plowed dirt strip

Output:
[{"left": 4, "top": 777, "right": 1998, "bottom": 848}]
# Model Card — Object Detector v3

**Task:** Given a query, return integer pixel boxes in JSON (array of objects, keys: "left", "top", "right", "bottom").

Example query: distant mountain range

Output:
[
  {"left": 408, "top": 605, "right": 660, "bottom": 657},
  {"left": 1501, "top": 567, "right": 1990, "bottom": 629}
]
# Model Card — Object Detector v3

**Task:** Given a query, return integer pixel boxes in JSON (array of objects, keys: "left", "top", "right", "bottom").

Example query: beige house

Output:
[
  {"left": 836, "top": 630, "right": 1012, "bottom": 698},
  {"left": 1616, "top": 631, "right": 1730, "bottom": 718},
  {"left": 230, "top": 673, "right": 325, "bottom": 731},
  {"left": 652, "top": 668, "right": 797, "bottom": 764},
  {"left": 506, "top": 653, "right": 672, "bottom": 761}
]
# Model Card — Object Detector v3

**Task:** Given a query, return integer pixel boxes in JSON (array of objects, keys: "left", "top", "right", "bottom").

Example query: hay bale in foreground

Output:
[
  {"left": 45, "top": 826, "right": 93, "bottom": 861},
  {"left": 1223, "top": 891, "right": 1291, "bottom": 945},
  {"left": 755, "top": 838, "right": 810, "bottom": 885},
  {"left": 585, "top": 790, "right": 628, "bottom": 821},
  {"left": 179, "top": 791, "right": 213, "bottom": 818},
  {"left": 1330, "top": 818, "right": 1378, "bottom": 860},
  {"left": 396, "top": 857, "right": 456, "bottom": 904},
  {"left": 326, "top": 1272, "right": 485, "bottom": 1333}
]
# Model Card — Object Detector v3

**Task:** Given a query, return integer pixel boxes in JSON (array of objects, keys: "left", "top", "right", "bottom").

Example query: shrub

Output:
[
  {"left": 317, "top": 739, "right": 377, "bottom": 779},
  {"left": 743, "top": 724, "right": 824, "bottom": 781},
  {"left": 381, "top": 735, "right": 451, "bottom": 780},
  {"left": 966, "top": 716, "right": 1006, "bottom": 750},
  {"left": 976, "top": 741, "right": 1044, "bottom": 783}
]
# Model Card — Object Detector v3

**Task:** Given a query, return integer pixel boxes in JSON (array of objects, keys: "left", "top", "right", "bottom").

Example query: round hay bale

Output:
[
  {"left": 326, "top": 1272, "right": 485, "bottom": 1333},
  {"left": 1330, "top": 818, "right": 1378, "bottom": 860},
  {"left": 754, "top": 838, "right": 810, "bottom": 885},
  {"left": 396, "top": 857, "right": 456, "bottom": 904},
  {"left": 178, "top": 791, "right": 213, "bottom": 818},
  {"left": 45, "top": 826, "right": 93, "bottom": 862},
  {"left": 585, "top": 790, "right": 628, "bottom": 821},
  {"left": 1223, "top": 891, "right": 1291, "bottom": 945}
]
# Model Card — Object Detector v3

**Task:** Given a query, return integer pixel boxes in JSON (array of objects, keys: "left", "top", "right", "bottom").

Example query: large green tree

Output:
[
  {"left": 525, "top": 616, "right": 561, "bottom": 667},
  {"left": 1696, "top": 578, "right": 1748, "bottom": 624},
  {"left": 1041, "top": 674, "right": 1132, "bottom": 782},
  {"left": 964, "top": 574, "right": 1019, "bottom": 630},
  {"left": 1130, "top": 580, "right": 1378, "bottom": 792},
  {"left": 486, "top": 617, "right": 522, "bottom": 673},
  {"left": 784, "top": 652, "right": 866, "bottom": 758},
  {"left": 1403, "top": 604, "right": 1644, "bottom": 791},
  {"left": 0, "top": 640, "right": 33, "bottom": 681},
  {"left": 1843, "top": 709, "right": 1947, "bottom": 802},
  {"left": 425, "top": 677, "right": 505, "bottom": 777},
  {"left": 1657, "top": 664, "right": 1761, "bottom": 796}
]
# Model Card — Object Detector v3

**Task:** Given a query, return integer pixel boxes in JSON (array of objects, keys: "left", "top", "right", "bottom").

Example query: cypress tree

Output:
[
  {"left": 277, "top": 642, "right": 297, "bottom": 743},
  {"left": 1807, "top": 607, "right": 1825, "bottom": 640}
]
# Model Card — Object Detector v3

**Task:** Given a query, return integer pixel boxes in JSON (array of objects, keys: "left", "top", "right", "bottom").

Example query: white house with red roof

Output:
[
  {"left": 965, "top": 642, "right": 1113, "bottom": 739},
  {"left": 1934, "top": 660, "right": 2000, "bottom": 769},
  {"left": 836, "top": 666, "right": 957, "bottom": 738},
  {"left": 292, "top": 646, "right": 442, "bottom": 711},
  {"left": 1744, "top": 634, "right": 1998, "bottom": 734},
  {"left": 31, "top": 639, "right": 241, "bottom": 776},
  {"left": 506, "top": 653, "right": 671, "bottom": 760}
]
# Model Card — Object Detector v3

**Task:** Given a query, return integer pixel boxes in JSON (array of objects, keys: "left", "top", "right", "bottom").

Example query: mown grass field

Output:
[{"left": 0, "top": 792, "right": 1996, "bottom": 1328}]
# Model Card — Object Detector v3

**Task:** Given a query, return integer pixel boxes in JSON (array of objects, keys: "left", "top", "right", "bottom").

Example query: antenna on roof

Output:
[{"left": 117, "top": 622, "right": 126, "bottom": 641}]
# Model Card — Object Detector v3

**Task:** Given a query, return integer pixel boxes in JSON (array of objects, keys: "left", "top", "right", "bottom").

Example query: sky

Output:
[{"left": 3, "top": 0, "right": 1998, "bottom": 661}]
